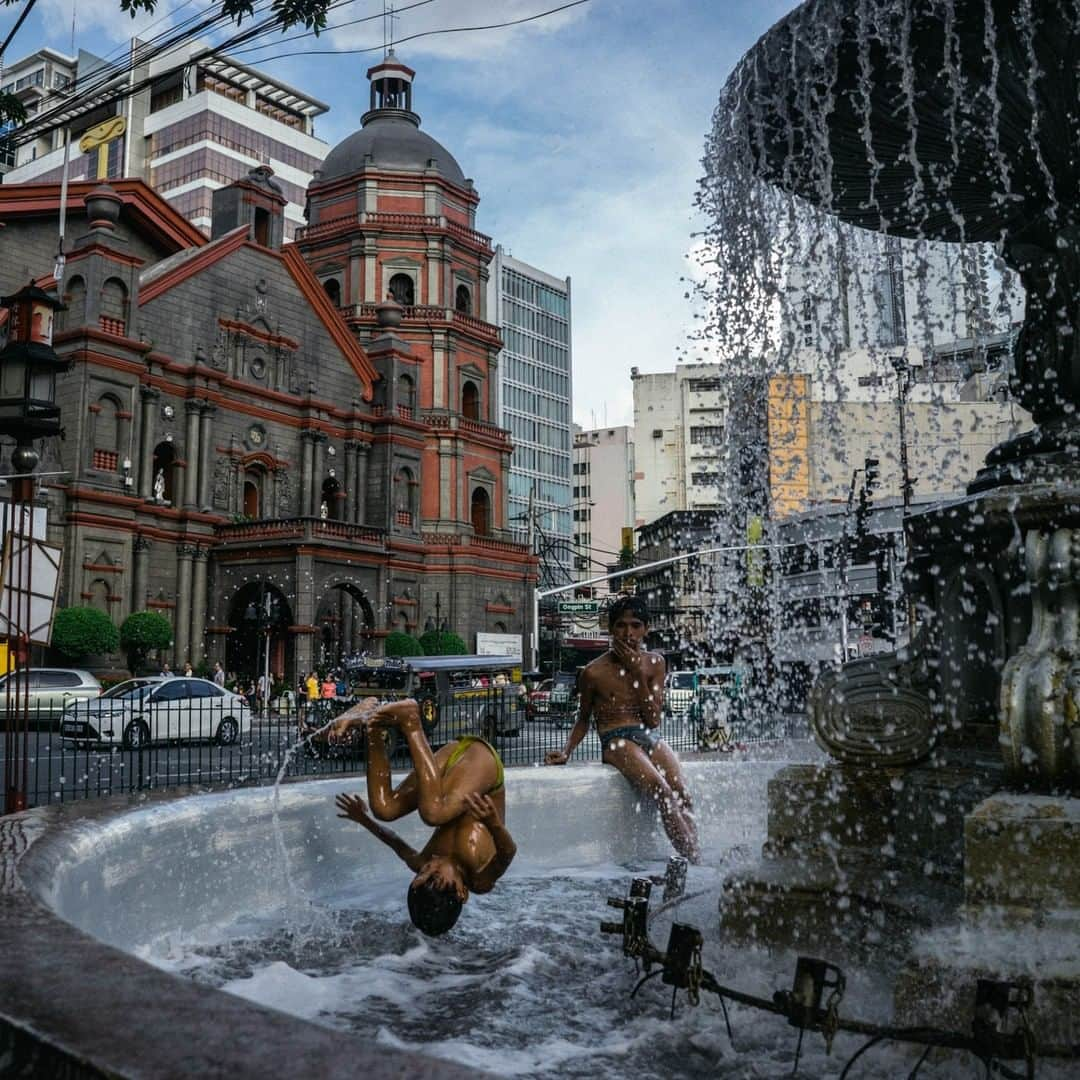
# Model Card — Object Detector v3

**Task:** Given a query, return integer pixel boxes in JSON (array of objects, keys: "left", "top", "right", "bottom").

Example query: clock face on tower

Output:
[
  {"left": 247, "top": 425, "right": 266, "bottom": 448},
  {"left": 161, "top": 404, "right": 175, "bottom": 421}
]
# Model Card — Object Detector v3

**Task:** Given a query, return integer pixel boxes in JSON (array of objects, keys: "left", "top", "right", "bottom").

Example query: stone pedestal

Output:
[
  {"left": 894, "top": 794, "right": 1080, "bottom": 1053},
  {"left": 720, "top": 763, "right": 995, "bottom": 962}
]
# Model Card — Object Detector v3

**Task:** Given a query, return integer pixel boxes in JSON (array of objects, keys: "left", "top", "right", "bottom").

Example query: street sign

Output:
[{"left": 558, "top": 600, "right": 600, "bottom": 615}]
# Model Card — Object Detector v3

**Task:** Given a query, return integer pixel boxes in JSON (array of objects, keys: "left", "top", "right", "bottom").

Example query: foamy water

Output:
[{"left": 138, "top": 847, "right": 1075, "bottom": 1078}]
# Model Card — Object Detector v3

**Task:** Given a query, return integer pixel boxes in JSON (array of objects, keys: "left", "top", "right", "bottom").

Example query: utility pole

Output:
[{"left": 527, "top": 485, "right": 536, "bottom": 669}]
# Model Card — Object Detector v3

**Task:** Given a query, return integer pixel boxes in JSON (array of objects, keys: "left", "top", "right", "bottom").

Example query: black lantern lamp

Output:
[{"left": 0, "top": 282, "right": 69, "bottom": 464}]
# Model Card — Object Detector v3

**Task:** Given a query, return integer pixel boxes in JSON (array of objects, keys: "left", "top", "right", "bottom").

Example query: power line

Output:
[
  {"left": 0, "top": 0, "right": 38, "bottom": 62},
  {"left": 227, "top": 0, "right": 438, "bottom": 59},
  {"left": 236, "top": 0, "right": 592, "bottom": 64}
]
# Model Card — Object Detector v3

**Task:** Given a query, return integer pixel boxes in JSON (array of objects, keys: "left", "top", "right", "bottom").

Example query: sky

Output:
[{"left": 7, "top": 0, "right": 796, "bottom": 427}]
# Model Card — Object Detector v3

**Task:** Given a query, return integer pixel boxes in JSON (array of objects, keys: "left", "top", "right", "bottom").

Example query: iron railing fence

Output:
[{"left": 2, "top": 695, "right": 808, "bottom": 809}]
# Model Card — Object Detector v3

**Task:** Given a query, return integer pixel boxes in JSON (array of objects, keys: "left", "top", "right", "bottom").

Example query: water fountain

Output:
[{"left": 701, "top": 0, "right": 1080, "bottom": 1054}]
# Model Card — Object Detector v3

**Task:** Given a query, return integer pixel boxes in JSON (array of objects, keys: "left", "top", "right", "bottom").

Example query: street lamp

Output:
[
  {"left": 889, "top": 356, "right": 915, "bottom": 512},
  {"left": 0, "top": 281, "right": 69, "bottom": 814},
  {"left": 244, "top": 585, "right": 276, "bottom": 715}
]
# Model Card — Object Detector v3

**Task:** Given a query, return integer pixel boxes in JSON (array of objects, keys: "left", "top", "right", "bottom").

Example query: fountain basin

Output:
[{"left": 0, "top": 758, "right": 783, "bottom": 1078}]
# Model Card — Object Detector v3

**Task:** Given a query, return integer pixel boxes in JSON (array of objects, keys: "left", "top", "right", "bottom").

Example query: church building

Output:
[{"left": 0, "top": 54, "right": 533, "bottom": 680}]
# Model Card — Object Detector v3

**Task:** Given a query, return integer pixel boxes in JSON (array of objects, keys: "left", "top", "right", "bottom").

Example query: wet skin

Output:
[
  {"left": 544, "top": 613, "right": 700, "bottom": 862},
  {"left": 334, "top": 699, "right": 516, "bottom": 904}
]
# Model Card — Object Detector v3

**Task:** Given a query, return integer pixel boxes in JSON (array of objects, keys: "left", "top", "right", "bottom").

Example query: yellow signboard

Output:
[
  {"left": 79, "top": 116, "right": 126, "bottom": 180},
  {"left": 767, "top": 373, "right": 810, "bottom": 517}
]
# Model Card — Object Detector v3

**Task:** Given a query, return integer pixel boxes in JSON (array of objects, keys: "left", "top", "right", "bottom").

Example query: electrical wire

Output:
[
  {"left": 237, "top": 0, "right": 593, "bottom": 64},
  {"left": 227, "top": 0, "right": 439, "bottom": 57}
]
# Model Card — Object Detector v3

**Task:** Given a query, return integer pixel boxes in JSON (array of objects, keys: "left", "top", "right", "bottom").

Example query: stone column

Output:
[
  {"left": 339, "top": 590, "right": 352, "bottom": 657},
  {"left": 271, "top": 466, "right": 284, "bottom": 519},
  {"left": 138, "top": 386, "right": 159, "bottom": 499},
  {"left": 183, "top": 401, "right": 201, "bottom": 508},
  {"left": 363, "top": 236, "right": 378, "bottom": 302},
  {"left": 343, "top": 441, "right": 356, "bottom": 523},
  {"left": 198, "top": 403, "right": 216, "bottom": 511},
  {"left": 174, "top": 544, "right": 195, "bottom": 663},
  {"left": 312, "top": 433, "right": 326, "bottom": 515},
  {"left": 432, "top": 332, "right": 448, "bottom": 408},
  {"left": 354, "top": 443, "right": 369, "bottom": 525},
  {"left": 131, "top": 536, "right": 151, "bottom": 613},
  {"left": 438, "top": 440, "right": 453, "bottom": 521},
  {"left": 300, "top": 431, "right": 314, "bottom": 516},
  {"left": 190, "top": 547, "right": 209, "bottom": 664}
]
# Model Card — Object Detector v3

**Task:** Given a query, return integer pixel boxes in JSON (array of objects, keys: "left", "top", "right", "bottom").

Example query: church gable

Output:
[{"left": 138, "top": 240, "right": 376, "bottom": 403}]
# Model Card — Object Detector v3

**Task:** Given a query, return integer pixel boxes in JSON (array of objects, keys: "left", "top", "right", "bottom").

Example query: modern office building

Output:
[
  {"left": 487, "top": 245, "right": 573, "bottom": 586},
  {"left": 572, "top": 425, "right": 634, "bottom": 575},
  {"left": 3, "top": 42, "right": 328, "bottom": 240},
  {"left": 631, "top": 363, "right": 726, "bottom": 527}
]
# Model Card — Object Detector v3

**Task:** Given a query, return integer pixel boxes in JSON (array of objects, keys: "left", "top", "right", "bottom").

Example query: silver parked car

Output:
[
  {"left": 0, "top": 668, "right": 101, "bottom": 720},
  {"left": 60, "top": 676, "right": 251, "bottom": 748}
]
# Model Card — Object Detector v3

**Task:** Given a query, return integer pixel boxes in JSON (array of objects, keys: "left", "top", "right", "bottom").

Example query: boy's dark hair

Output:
[
  {"left": 407, "top": 880, "right": 463, "bottom": 937},
  {"left": 608, "top": 594, "right": 650, "bottom": 626}
]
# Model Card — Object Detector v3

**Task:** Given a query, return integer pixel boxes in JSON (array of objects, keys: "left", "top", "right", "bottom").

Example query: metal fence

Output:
[{"left": 3, "top": 695, "right": 808, "bottom": 809}]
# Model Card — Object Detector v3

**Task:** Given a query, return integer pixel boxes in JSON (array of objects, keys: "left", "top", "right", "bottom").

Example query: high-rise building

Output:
[
  {"left": 572, "top": 425, "right": 634, "bottom": 575},
  {"left": 631, "top": 363, "right": 726, "bottom": 527},
  {"left": 488, "top": 245, "right": 573, "bottom": 586},
  {"left": 3, "top": 42, "right": 328, "bottom": 240}
]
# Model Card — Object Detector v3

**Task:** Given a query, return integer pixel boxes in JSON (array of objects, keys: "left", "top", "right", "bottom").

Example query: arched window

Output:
[
  {"left": 63, "top": 276, "right": 86, "bottom": 330},
  {"left": 91, "top": 394, "right": 122, "bottom": 471},
  {"left": 493, "top": 621, "right": 507, "bottom": 634},
  {"left": 461, "top": 380, "right": 480, "bottom": 420},
  {"left": 471, "top": 487, "right": 491, "bottom": 536},
  {"left": 323, "top": 278, "right": 341, "bottom": 307},
  {"left": 455, "top": 284, "right": 472, "bottom": 314},
  {"left": 321, "top": 476, "right": 343, "bottom": 520},
  {"left": 394, "top": 466, "right": 416, "bottom": 528},
  {"left": 388, "top": 273, "right": 414, "bottom": 307},
  {"left": 89, "top": 578, "right": 112, "bottom": 616},
  {"left": 397, "top": 373, "right": 415, "bottom": 417},
  {"left": 243, "top": 469, "right": 263, "bottom": 518},
  {"left": 99, "top": 277, "right": 128, "bottom": 336},
  {"left": 151, "top": 442, "right": 177, "bottom": 503}
]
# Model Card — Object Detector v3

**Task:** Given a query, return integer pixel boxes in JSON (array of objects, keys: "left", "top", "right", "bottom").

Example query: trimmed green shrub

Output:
[
  {"left": 384, "top": 630, "right": 424, "bottom": 657},
  {"left": 119, "top": 611, "right": 173, "bottom": 674},
  {"left": 51, "top": 606, "right": 119, "bottom": 659},
  {"left": 418, "top": 629, "right": 467, "bottom": 656}
]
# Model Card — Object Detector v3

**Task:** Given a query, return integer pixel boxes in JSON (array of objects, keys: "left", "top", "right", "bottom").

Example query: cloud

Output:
[{"left": 35, "top": 0, "right": 178, "bottom": 52}]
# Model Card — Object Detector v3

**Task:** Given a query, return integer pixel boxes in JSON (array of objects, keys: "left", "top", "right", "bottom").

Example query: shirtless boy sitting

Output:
[
  {"left": 334, "top": 698, "right": 516, "bottom": 936},
  {"left": 545, "top": 594, "right": 699, "bottom": 862}
]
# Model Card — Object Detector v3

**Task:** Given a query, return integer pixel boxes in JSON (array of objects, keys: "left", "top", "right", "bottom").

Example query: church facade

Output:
[{"left": 0, "top": 55, "right": 533, "bottom": 680}]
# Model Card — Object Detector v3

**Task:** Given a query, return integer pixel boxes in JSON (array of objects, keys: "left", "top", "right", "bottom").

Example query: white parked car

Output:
[{"left": 60, "top": 676, "right": 251, "bottom": 748}]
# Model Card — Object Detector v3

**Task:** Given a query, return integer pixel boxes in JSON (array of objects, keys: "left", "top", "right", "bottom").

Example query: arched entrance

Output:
[
  {"left": 226, "top": 582, "right": 293, "bottom": 687},
  {"left": 316, "top": 582, "right": 376, "bottom": 666}
]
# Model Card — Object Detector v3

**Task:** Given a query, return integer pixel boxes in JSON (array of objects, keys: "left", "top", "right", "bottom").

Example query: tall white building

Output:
[
  {"left": 488, "top": 245, "right": 573, "bottom": 585},
  {"left": 3, "top": 42, "right": 328, "bottom": 240},
  {"left": 573, "top": 425, "right": 635, "bottom": 575},
  {"left": 631, "top": 364, "right": 726, "bottom": 527}
]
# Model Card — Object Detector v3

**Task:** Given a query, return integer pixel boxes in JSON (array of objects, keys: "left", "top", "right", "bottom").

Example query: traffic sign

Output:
[{"left": 558, "top": 600, "right": 600, "bottom": 615}]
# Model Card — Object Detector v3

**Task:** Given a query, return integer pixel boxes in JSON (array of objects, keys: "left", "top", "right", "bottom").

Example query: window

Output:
[
  {"left": 690, "top": 426, "right": 724, "bottom": 444},
  {"left": 394, "top": 466, "right": 417, "bottom": 528},
  {"left": 398, "top": 373, "right": 415, "bottom": 417},
  {"left": 455, "top": 284, "right": 472, "bottom": 314},
  {"left": 652, "top": 429, "right": 663, "bottom": 439},
  {"left": 471, "top": 487, "right": 491, "bottom": 536},
  {"left": 388, "top": 273, "right": 414, "bottom": 306},
  {"left": 243, "top": 469, "right": 265, "bottom": 518},
  {"left": 254, "top": 207, "right": 271, "bottom": 247},
  {"left": 461, "top": 380, "right": 479, "bottom": 420},
  {"left": 323, "top": 278, "right": 341, "bottom": 307},
  {"left": 99, "top": 278, "right": 128, "bottom": 336},
  {"left": 877, "top": 236, "right": 907, "bottom": 346}
]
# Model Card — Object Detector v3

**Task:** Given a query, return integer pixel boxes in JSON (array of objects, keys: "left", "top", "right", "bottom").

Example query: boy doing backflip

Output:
[
  {"left": 334, "top": 698, "right": 517, "bottom": 936},
  {"left": 545, "top": 594, "right": 699, "bottom": 862}
]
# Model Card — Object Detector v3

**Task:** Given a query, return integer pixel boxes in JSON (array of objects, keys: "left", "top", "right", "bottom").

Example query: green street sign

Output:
[{"left": 558, "top": 600, "right": 601, "bottom": 615}]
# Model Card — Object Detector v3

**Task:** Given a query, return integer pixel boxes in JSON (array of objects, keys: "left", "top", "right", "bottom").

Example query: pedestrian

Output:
[
  {"left": 335, "top": 671, "right": 348, "bottom": 699},
  {"left": 183, "top": 661, "right": 194, "bottom": 677},
  {"left": 257, "top": 671, "right": 272, "bottom": 716},
  {"left": 160, "top": 660, "right": 173, "bottom": 677},
  {"left": 213, "top": 661, "right": 225, "bottom": 688},
  {"left": 305, "top": 671, "right": 319, "bottom": 702},
  {"left": 321, "top": 673, "right": 337, "bottom": 699}
]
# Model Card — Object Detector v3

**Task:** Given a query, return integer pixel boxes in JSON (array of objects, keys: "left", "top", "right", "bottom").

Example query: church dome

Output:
[{"left": 318, "top": 52, "right": 467, "bottom": 189}]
